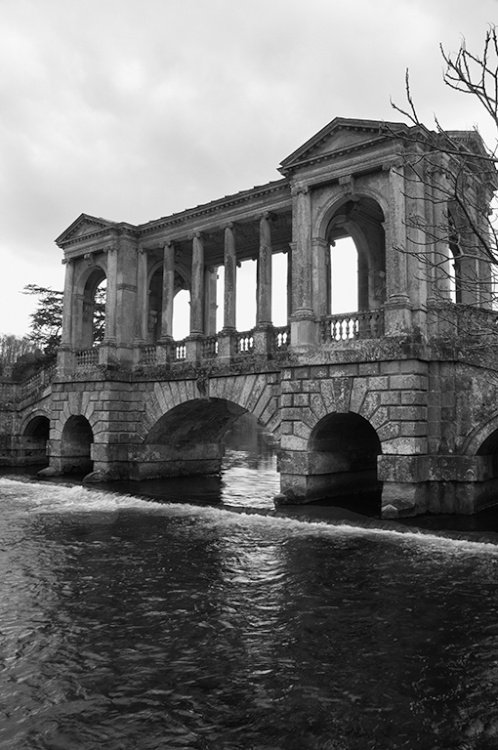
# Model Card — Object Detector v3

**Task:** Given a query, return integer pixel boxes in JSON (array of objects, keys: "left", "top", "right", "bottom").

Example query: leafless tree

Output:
[{"left": 388, "top": 27, "right": 498, "bottom": 336}]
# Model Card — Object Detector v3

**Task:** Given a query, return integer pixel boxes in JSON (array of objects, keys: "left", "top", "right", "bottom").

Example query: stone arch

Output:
[
  {"left": 315, "top": 192, "right": 386, "bottom": 314},
  {"left": 20, "top": 413, "right": 50, "bottom": 465},
  {"left": 305, "top": 411, "right": 382, "bottom": 505},
  {"left": 462, "top": 415, "right": 498, "bottom": 457},
  {"left": 138, "top": 397, "right": 255, "bottom": 480},
  {"left": 146, "top": 398, "right": 247, "bottom": 446},
  {"left": 141, "top": 373, "right": 281, "bottom": 444},
  {"left": 281, "top": 411, "right": 382, "bottom": 513},
  {"left": 60, "top": 414, "right": 94, "bottom": 475}
]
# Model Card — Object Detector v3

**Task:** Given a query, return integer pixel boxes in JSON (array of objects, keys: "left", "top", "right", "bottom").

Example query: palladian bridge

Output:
[{"left": 2, "top": 116, "right": 498, "bottom": 518}]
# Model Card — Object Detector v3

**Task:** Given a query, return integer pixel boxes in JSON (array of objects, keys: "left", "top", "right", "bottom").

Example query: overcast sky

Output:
[{"left": 1, "top": 0, "right": 498, "bottom": 337}]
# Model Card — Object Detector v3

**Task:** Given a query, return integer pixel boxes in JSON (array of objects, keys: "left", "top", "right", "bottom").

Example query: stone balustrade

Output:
[{"left": 320, "top": 309, "right": 384, "bottom": 342}]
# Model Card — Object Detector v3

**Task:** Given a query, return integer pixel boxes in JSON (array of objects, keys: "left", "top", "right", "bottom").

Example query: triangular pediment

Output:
[
  {"left": 279, "top": 117, "right": 406, "bottom": 174},
  {"left": 55, "top": 213, "right": 115, "bottom": 247}
]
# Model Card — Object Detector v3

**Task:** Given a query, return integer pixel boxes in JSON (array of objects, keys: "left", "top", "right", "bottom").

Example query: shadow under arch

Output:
[
  {"left": 21, "top": 415, "right": 50, "bottom": 465},
  {"left": 139, "top": 398, "right": 265, "bottom": 481},
  {"left": 60, "top": 415, "right": 94, "bottom": 475},
  {"left": 307, "top": 411, "right": 382, "bottom": 512}
]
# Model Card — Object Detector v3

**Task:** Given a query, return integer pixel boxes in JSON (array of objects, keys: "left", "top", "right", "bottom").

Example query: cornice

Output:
[
  {"left": 279, "top": 135, "right": 391, "bottom": 176},
  {"left": 137, "top": 179, "right": 291, "bottom": 237}
]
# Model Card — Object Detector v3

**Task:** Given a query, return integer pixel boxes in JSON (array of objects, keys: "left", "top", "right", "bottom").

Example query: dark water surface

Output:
[{"left": 2, "top": 456, "right": 498, "bottom": 749}]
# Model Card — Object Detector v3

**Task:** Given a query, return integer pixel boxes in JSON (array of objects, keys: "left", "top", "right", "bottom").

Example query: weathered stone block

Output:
[
  {"left": 389, "top": 374, "right": 428, "bottom": 391},
  {"left": 389, "top": 405, "right": 427, "bottom": 422}
]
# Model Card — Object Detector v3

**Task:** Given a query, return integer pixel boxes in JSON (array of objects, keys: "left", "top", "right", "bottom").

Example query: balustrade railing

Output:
[
  {"left": 273, "top": 326, "right": 290, "bottom": 351},
  {"left": 202, "top": 336, "right": 218, "bottom": 358},
  {"left": 237, "top": 330, "right": 254, "bottom": 354},
  {"left": 76, "top": 347, "right": 99, "bottom": 369},
  {"left": 140, "top": 345, "right": 157, "bottom": 365},
  {"left": 19, "top": 363, "right": 57, "bottom": 400},
  {"left": 174, "top": 339, "right": 187, "bottom": 361},
  {"left": 321, "top": 309, "right": 384, "bottom": 342}
]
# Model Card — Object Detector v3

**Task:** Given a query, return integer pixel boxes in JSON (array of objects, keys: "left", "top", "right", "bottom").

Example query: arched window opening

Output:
[
  {"left": 325, "top": 197, "right": 386, "bottom": 317},
  {"left": 173, "top": 289, "right": 190, "bottom": 340},
  {"left": 93, "top": 278, "right": 107, "bottom": 343},
  {"left": 330, "top": 237, "right": 358, "bottom": 314},
  {"left": 61, "top": 415, "right": 93, "bottom": 475},
  {"left": 81, "top": 269, "right": 107, "bottom": 348},
  {"left": 272, "top": 252, "right": 288, "bottom": 326},
  {"left": 448, "top": 214, "right": 462, "bottom": 304},
  {"left": 237, "top": 259, "right": 257, "bottom": 331}
]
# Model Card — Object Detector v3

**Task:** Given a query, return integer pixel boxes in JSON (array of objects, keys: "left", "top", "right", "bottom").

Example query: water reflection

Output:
[{"left": 2, "top": 476, "right": 498, "bottom": 748}]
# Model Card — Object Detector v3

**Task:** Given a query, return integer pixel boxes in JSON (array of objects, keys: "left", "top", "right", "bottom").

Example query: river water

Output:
[{"left": 2, "top": 453, "right": 498, "bottom": 749}]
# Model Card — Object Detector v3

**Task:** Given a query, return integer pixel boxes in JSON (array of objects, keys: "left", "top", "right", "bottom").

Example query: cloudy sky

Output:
[{"left": 1, "top": 0, "right": 497, "bottom": 337}]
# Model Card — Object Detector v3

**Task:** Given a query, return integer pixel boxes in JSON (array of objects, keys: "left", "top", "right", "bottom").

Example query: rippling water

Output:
[{"left": 2, "top": 456, "right": 498, "bottom": 749}]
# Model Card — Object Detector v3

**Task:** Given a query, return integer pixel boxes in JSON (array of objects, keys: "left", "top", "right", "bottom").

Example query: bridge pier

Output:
[{"left": 379, "top": 455, "right": 498, "bottom": 517}]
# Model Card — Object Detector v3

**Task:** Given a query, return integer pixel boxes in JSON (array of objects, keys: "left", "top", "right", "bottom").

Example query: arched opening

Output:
[
  {"left": 173, "top": 289, "right": 190, "bottom": 340},
  {"left": 477, "top": 429, "right": 498, "bottom": 476},
  {"left": 307, "top": 411, "right": 382, "bottom": 512},
  {"left": 138, "top": 400, "right": 279, "bottom": 505},
  {"left": 324, "top": 197, "right": 386, "bottom": 315},
  {"left": 22, "top": 415, "right": 50, "bottom": 465},
  {"left": 330, "top": 237, "right": 358, "bottom": 313},
  {"left": 60, "top": 415, "right": 93, "bottom": 475},
  {"left": 147, "top": 265, "right": 191, "bottom": 342},
  {"left": 81, "top": 268, "right": 107, "bottom": 348},
  {"left": 448, "top": 212, "right": 462, "bottom": 304}
]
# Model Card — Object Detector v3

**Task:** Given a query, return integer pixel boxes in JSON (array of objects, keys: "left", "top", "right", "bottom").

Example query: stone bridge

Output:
[{"left": 2, "top": 116, "right": 498, "bottom": 518}]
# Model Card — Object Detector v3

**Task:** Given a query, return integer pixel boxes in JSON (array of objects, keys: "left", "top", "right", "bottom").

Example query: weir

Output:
[{"left": 1, "top": 115, "right": 498, "bottom": 519}]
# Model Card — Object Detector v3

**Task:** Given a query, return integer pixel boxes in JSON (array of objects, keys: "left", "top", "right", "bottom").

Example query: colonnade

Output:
[{"left": 141, "top": 212, "right": 283, "bottom": 346}]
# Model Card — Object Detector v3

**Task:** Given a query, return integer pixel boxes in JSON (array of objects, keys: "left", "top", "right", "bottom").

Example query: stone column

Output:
[
  {"left": 254, "top": 214, "right": 273, "bottom": 356},
  {"left": 135, "top": 248, "right": 148, "bottom": 343},
  {"left": 104, "top": 244, "right": 118, "bottom": 343},
  {"left": 161, "top": 241, "right": 175, "bottom": 340},
  {"left": 290, "top": 183, "right": 317, "bottom": 349},
  {"left": 383, "top": 164, "right": 412, "bottom": 334},
  {"left": 98, "top": 244, "right": 118, "bottom": 366},
  {"left": 286, "top": 247, "right": 292, "bottom": 321},
  {"left": 257, "top": 213, "right": 272, "bottom": 327},
  {"left": 57, "top": 257, "right": 76, "bottom": 373},
  {"left": 190, "top": 233, "right": 204, "bottom": 335},
  {"left": 217, "top": 224, "right": 237, "bottom": 361},
  {"left": 311, "top": 237, "right": 329, "bottom": 317},
  {"left": 61, "top": 258, "right": 75, "bottom": 348},
  {"left": 223, "top": 223, "right": 237, "bottom": 331},
  {"left": 204, "top": 266, "right": 218, "bottom": 336},
  {"left": 186, "top": 232, "right": 204, "bottom": 362}
]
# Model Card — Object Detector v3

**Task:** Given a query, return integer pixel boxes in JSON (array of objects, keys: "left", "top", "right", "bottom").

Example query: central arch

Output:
[{"left": 139, "top": 398, "right": 250, "bottom": 480}]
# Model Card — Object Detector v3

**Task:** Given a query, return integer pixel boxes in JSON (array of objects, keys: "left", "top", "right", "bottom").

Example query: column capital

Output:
[
  {"left": 260, "top": 211, "right": 274, "bottom": 221},
  {"left": 311, "top": 236, "right": 329, "bottom": 250},
  {"left": 291, "top": 182, "right": 309, "bottom": 197}
]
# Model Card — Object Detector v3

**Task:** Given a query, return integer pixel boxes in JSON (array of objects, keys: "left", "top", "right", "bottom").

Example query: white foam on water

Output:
[{"left": 1, "top": 476, "right": 497, "bottom": 556}]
